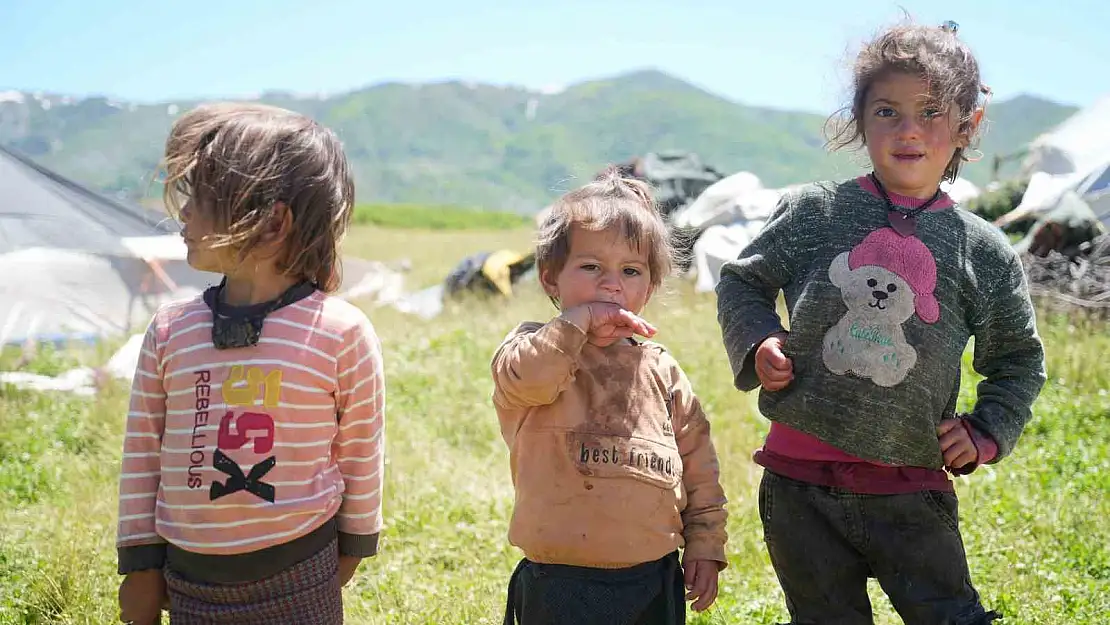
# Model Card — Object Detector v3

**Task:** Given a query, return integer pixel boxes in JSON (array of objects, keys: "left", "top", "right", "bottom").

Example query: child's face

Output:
[
  {"left": 862, "top": 72, "right": 970, "bottom": 198},
  {"left": 542, "top": 226, "right": 654, "bottom": 315},
  {"left": 179, "top": 199, "right": 237, "bottom": 274}
]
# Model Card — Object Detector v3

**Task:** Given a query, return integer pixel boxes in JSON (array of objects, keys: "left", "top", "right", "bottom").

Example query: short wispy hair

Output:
[{"left": 536, "top": 167, "right": 673, "bottom": 291}]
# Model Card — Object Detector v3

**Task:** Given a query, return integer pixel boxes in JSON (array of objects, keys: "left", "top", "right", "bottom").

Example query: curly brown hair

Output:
[
  {"left": 161, "top": 102, "right": 355, "bottom": 292},
  {"left": 825, "top": 22, "right": 992, "bottom": 183}
]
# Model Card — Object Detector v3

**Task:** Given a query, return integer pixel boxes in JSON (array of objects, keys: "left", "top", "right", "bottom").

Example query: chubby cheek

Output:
[
  {"left": 624, "top": 280, "right": 653, "bottom": 311},
  {"left": 928, "top": 131, "right": 961, "bottom": 156},
  {"left": 545, "top": 271, "right": 596, "bottom": 307}
]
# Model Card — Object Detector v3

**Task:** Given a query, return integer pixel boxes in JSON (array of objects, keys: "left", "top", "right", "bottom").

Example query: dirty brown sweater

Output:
[
  {"left": 717, "top": 178, "right": 1047, "bottom": 469},
  {"left": 491, "top": 317, "right": 729, "bottom": 570}
]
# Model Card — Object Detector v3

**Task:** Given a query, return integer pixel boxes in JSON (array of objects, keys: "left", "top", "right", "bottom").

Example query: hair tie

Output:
[{"left": 940, "top": 20, "right": 959, "bottom": 34}]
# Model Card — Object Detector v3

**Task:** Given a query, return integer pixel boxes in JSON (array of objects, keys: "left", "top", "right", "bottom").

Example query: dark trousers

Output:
[
  {"left": 759, "top": 470, "right": 1002, "bottom": 625},
  {"left": 502, "top": 551, "right": 685, "bottom": 625}
]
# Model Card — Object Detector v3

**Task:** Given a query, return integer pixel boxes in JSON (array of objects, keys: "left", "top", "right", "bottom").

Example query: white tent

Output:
[
  {"left": 1009, "top": 96, "right": 1110, "bottom": 230},
  {"left": 1021, "top": 95, "right": 1110, "bottom": 178}
]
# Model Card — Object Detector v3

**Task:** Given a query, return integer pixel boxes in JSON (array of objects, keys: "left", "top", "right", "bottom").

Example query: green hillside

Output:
[{"left": 0, "top": 70, "right": 1077, "bottom": 210}]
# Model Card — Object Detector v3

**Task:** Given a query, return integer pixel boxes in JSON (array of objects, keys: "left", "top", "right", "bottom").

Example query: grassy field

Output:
[
  {"left": 351, "top": 203, "right": 532, "bottom": 230},
  {"left": 1, "top": 223, "right": 1108, "bottom": 624}
]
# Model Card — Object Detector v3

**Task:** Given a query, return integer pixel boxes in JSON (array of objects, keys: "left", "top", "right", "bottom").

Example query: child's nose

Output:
[
  {"left": 895, "top": 116, "right": 922, "bottom": 138},
  {"left": 599, "top": 271, "right": 621, "bottom": 290}
]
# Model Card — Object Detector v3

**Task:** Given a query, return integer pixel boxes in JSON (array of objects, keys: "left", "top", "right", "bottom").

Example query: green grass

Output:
[
  {"left": 1, "top": 225, "right": 1108, "bottom": 624},
  {"left": 351, "top": 203, "right": 532, "bottom": 230}
]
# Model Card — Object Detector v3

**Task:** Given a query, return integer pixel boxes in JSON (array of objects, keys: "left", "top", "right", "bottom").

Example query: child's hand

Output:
[
  {"left": 755, "top": 332, "right": 793, "bottom": 390},
  {"left": 118, "top": 569, "right": 167, "bottom": 625},
  {"left": 682, "top": 559, "right": 720, "bottom": 612},
  {"left": 937, "top": 419, "right": 978, "bottom": 468},
  {"left": 561, "top": 302, "right": 657, "bottom": 347},
  {"left": 338, "top": 555, "right": 362, "bottom": 587}
]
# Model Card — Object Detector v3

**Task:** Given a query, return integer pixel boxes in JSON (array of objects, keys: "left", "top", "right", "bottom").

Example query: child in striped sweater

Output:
[{"left": 116, "top": 103, "right": 386, "bottom": 625}]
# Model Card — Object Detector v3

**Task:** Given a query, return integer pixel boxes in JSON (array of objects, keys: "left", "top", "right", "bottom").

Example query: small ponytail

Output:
[{"left": 592, "top": 165, "right": 657, "bottom": 214}]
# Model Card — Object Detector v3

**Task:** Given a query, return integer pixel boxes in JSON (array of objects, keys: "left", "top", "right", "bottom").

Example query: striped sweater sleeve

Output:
[
  {"left": 333, "top": 314, "right": 386, "bottom": 557},
  {"left": 116, "top": 321, "right": 168, "bottom": 574}
]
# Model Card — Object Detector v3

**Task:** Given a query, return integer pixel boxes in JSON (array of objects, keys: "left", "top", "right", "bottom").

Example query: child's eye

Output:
[
  {"left": 875, "top": 107, "right": 896, "bottom": 118},
  {"left": 623, "top": 267, "right": 642, "bottom": 276},
  {"left": 922, "top": 108, "right": 943, "bottom": 120},
  {"left": 580, "top": 263, "right": 599, "bottom": 272}
]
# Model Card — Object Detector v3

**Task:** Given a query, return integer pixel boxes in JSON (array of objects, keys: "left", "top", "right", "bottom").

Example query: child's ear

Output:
[
  {"left": 960, "top": 107, "right": 985, "bottom": 147},
  {"left": 539, "top": 268, "right": 559, "bottom": 299},
  {"left": 262, "top": 202, "right": 292, "bottom": 244}
]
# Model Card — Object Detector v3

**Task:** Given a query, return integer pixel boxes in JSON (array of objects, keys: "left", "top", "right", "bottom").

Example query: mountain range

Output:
[{"left": 0, "top": 70, "right": 1077, "bottom": 212}]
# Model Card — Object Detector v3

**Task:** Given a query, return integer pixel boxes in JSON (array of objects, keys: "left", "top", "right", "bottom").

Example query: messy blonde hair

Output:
[
  {"left": 825, "top": 22, "right": 992, "bottom": 183},
  {"left": 536, "top": 167, "right": 673, "bottom": 299},
  {"left": 162, "top": 102, "right": 355, "bottom": 292}
]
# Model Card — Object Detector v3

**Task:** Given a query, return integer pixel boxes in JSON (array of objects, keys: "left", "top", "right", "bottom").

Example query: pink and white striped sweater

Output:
[{"left": 116, "top": 289, "right": 385, "bottom": 569}]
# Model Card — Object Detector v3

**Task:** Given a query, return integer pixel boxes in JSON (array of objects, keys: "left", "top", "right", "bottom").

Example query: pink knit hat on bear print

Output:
[{"left": 847, "top": 227, "right": 940, "bottom": 324}]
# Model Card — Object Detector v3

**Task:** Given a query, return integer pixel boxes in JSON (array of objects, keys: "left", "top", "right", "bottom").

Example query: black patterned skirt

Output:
[{"left": 164, "top": 539, "right": 343, "bottom": 625}]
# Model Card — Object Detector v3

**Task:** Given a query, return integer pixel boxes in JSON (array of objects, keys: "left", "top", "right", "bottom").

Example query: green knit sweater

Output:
[{"left": 716, "top": 178, "right": 1047, "bottom": 468}]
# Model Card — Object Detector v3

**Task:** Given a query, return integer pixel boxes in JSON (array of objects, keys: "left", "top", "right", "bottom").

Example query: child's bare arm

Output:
[
  {"left": 683, "top": 559, "right": 720, "bottom": 612},
  {"left": 118, "top": 570, "right": 167, "bottom": 625}
]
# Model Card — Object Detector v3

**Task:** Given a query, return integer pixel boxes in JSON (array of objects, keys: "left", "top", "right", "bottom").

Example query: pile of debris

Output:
[{"left": 1022, "top": 233, "right": 1110, "bottom": 315}]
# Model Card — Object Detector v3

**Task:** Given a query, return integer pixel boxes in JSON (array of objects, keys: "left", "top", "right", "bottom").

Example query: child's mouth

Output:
[{"left": 893, "top": 153, "right": 924, "bottom": 162}]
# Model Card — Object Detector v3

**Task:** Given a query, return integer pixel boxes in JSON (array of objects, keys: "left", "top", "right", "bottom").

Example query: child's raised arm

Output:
[
  {"left": 716, "top": 191, "right": 808, "bottom": 392},
  {"left": 491, "top": 318, "right": 587, "bottom": 409},
  {"left": 966, "top": 246, "right": 1047, "bottom": 462},
  {"left": 334, "top": 316, "right": 387, "bottom": 559}
]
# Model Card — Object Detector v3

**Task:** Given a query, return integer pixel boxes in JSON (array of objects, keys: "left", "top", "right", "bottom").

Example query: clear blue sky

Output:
[{"left": 2, "top": 0, "right": 1104, "bottom": 113}]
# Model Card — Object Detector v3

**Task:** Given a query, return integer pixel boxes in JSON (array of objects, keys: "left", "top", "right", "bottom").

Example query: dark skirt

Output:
[
  {"left": 164, "top": 539, "right": 343, "bottom": 625},
  {"left": 503, "top": 551, "right": 684, "bottom": 625}
]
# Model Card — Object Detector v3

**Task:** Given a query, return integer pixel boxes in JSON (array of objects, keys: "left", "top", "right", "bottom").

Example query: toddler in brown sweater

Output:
[{"left": 493, "top": 169, "right": 728, "bottom": 625}]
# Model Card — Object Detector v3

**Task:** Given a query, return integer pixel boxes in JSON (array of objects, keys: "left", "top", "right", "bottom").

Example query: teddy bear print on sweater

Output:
[{"left": 822, "top": 227, "right": 940, "bottom": 387}]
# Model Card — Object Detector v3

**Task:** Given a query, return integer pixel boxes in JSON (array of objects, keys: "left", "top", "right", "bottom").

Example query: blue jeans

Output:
[{"left": 759, "top": 470, "right": 1002, "bottom": 625}]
